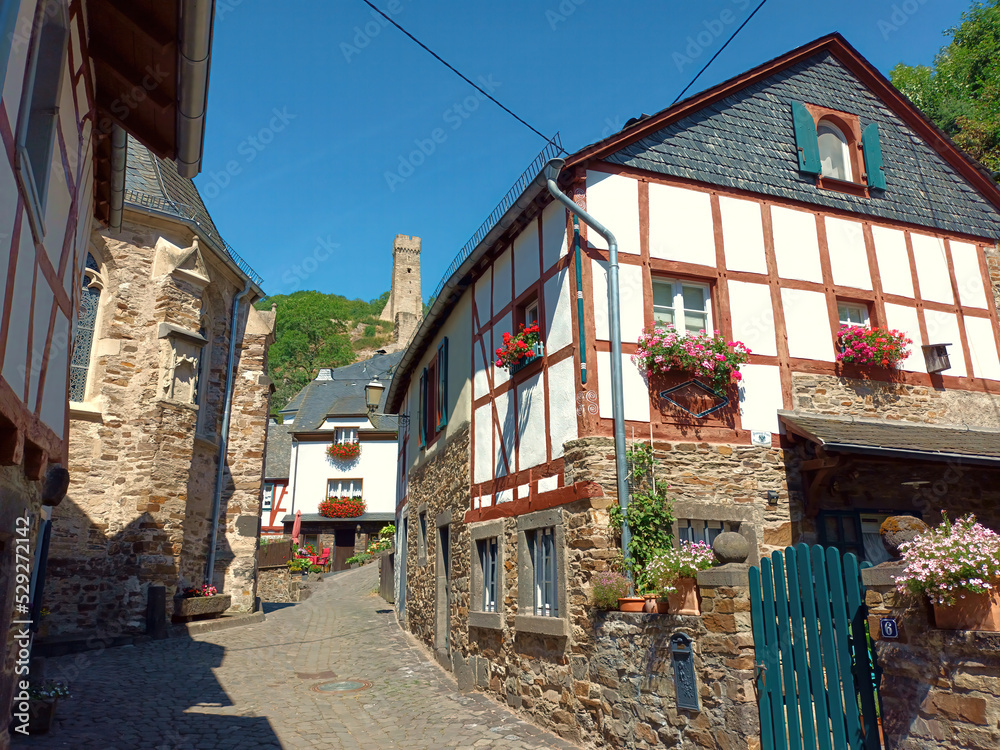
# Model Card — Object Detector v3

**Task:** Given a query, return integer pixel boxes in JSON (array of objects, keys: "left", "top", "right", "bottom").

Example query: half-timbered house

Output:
[
  {"left": 385, "top": 34, "right": 1000, "bottom": 740},
  {"left": 0, "top": 2, "right": 218, "bottom": 744}
]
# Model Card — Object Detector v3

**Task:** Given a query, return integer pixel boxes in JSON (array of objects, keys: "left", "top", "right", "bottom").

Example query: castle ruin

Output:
[{"left": 380, "top": 234, "right": 423, "bottom": 352}]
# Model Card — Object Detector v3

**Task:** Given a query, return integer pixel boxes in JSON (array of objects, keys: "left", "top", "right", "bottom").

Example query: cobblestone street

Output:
[{"left": 14, "top": 566, "right": 579, "bottom": 750}]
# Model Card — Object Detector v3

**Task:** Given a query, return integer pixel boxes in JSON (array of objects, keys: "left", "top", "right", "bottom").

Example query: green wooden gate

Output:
[{"left": 749, "top": 544, "right": 882, "bottom": 750}]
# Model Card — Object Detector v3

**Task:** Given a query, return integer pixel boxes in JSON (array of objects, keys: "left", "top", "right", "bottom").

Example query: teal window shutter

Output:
[
  {"left": 436, "top": 338, "right": 448, "bottom": 429},
  {"left": 418, "top": 368, "right": 427, "bottom": 447},
  {"left": 791, "top": 101, "right": 820, "bottom": 174},
  {"left": 862, "top": 123, "right": 886, "bottom": 190}
]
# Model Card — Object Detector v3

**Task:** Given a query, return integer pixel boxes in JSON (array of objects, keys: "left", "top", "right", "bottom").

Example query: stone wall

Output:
[
  {"left": 45, "top": 215, "right": 274, "bottom": 638},
  {"left": 792, "top": 372, "right": 1000, "bottom": 428},
  {"left": 864, "top": 566, "right": 1000, "bottom": 749},
  {"left": 257, "top": 566, "right": 298, "bottom": 603}
]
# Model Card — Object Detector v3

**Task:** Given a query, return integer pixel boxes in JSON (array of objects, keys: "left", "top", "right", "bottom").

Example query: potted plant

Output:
[
  {"left": 837, "top": 325, "right": 912, "bottom": 369},
  {"left": 644, "top": 541, "right": 716, "bottom": 615},
  {"left": 632, "top": 325, "right": 751, "bottom": 395},
  {"left": 26, "top": 681, "right": 70, "bottom": 734},
  {"left": 495, "top": 323, "right": 543, "bottom": 373},
  {"left": 589, "top": 570, "right": 632, "bottom": 611},
  {"left": 286, "top": 558, "right": 310, "bottom": 578},
  {"left": 895, "top": 513, "right": 1000, "bottom": 631},
  {"left": 326, "top": 442, "right": 361, "bottom": 461},
  {"left": 319, "top": 497, "right": 366, "bottom": 518},
  {"left": 174, "top": 583, "right": 231, "bottom": 620}
]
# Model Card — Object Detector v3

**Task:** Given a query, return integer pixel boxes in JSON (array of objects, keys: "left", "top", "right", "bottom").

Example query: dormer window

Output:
[{"left": 817, "top": 120, "right": 852, "bottom": 181}]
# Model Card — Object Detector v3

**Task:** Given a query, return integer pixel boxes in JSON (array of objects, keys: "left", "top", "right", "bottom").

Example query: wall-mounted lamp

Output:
[{"left": 365, "top": 376, "right": 385, "bottom": 414}]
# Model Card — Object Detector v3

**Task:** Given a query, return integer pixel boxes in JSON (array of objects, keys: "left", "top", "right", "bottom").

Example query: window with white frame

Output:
[
  {"left": 531, "top": 527, "right": 558, "bottom": 617},
  {"left": 524, "top": 299, "right": 539, "bottom": 328},
  {"left": 652, "top": 278, "right": 712, "bottom": 334},
  {"left": 262, "top": 483, "right": 274, "bottom": 511},
  {"left": 817, "top": 120, "right": 853, "bottom": 181},
  {"left": 477, "top": 537, "right": 499, "bottom": 612},
  {"left": 334, "top": 427, "right": 358, "bottom": 444},
  {"left": 837, "top": 301, "right": 869, "bottom": 327},
  {"left": 327, "top": 478, "right": 362, "bottom": 498}
]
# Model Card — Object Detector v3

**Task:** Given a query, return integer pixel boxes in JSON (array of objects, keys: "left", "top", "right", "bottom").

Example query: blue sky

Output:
[{"left": 197, "top": 0, "right": 970, "bottom": 303}]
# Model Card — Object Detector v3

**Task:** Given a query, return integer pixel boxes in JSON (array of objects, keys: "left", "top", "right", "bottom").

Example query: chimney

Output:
[{"left": 316, "top": 368, "right": 333, "bottom": 381}]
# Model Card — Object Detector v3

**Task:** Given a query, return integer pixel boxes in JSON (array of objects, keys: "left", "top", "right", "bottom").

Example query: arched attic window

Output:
[
  {"left": 817, "top": 120, "right": 852, "bottom": 182},
  {"left": 69, "top": 254, "right": 103, "bottom": 403}
]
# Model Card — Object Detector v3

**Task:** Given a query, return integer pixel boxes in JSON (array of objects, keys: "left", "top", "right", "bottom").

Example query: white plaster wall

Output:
[
  {"left": 291, "top": 437, "right": 398, "bottom": 515},
  {"left": 538, "top": 475, "right": 558, "bottom": 492},
  {"left": 781, "top": 288, "right": 835, "bottom": 361},
  {"left": 492, "top": 311, "right": 511, "bottom": 387},
  {"left": 40, "top": 310, "right": 70, "bottom": 431},
  {"left": 965, "top": 316, "right": 1000, "bottom": 381},
  {"left": 513, "top": 218, "right": 539, "bottom": 298},
  {"left": 516, "top": 372, "right": 546, "bottom": 470},
  {"left": 473, "top": 331, "right": 490, "bottom": 400},
  {"left": 544, "top": 268, "right": 572, "bottom": 354},
  {"left": 911, "top": 234, "right": 953, "bottom": 304},
  {"left": 648, "top": 183, "right": 716, "bottom": 266},
  {"left": 2, "top": 0, "right": 35, "bottom": 123},
  {"left": 494, "top": 388, "right": 515, "bottom": 478},
  {"left": 586, "top": 171, "right": 639, "bottom": 254},
  {"left": 883, "top": 303, "right": 925, "bottom": 373},
  {"left": 597, "top": 352, "right": 650, "bottom": 422},
  {"left": 950, "top": 242, "right": 989, "bottom": 309},
  {"left": 27, "top": 271, "right": 54, "bottom": 408},
  {"left": 727, "top": 281, "right": 777, "bottom": 356},
  {"left": 772, "top": 206, "right": 822, "bottom": 283},
  {"left": 474, "top": 402, "right": 492, "bottom": 484},
  {"left": 872, "top": 226, "right": 914, "bottom": 298},
  {"left": 720, "top": 196, "right": 767, "bottom": 275},
  {"left": 541, "top": 201, "right": 568, "bottom": 271},
  {"left": 924, "top": 310, "right": 967, "bottom": 377},
  {"left": 496, "top": 488, "right": 513, "bottom": 504},
  {"left": 474, "top": 266, "right": 492, "bottom": 329},
  {"left": 825, "top": 217, "right": 871, "bottom": 290},
  {"left": 547, "top": 356, "right": 578, "bottom": 459},
  {"left": 2, "top": 228, "right": 36, "bottom": 395},
  {"left": 738, "top": 364, "right": 783, "bottom": 434},
  {"left": 492, "top": 249, "right": 512, "bottom": 313},
  {"left": 592, "top": 259, "right": 643, "bottom": 343}
]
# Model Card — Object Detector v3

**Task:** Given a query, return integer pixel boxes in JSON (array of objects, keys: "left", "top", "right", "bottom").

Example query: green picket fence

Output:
[{"left": 749, "top": 544, "right": 882, "bottom": 750}]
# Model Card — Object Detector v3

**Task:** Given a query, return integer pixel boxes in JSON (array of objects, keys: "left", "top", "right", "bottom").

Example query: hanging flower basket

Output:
[
  {"left": 632, "top": 325, "right": 751, "bottom": 394},
  {"left": 495, "top": 323, "right": 542, "bottom": 371},
  {"left": 319, "top": 497, "right": 366, "bottom": 518},
  {"left": 837, "top": 325, "right": 912, "bottom": 368},
  {"left": 326, "top": 442, "right": 361, "bottom": 461}
]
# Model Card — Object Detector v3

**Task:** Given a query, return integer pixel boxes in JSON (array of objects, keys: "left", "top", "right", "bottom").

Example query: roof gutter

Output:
[
  {"left": 175, "top": 0, "right": 215, "bottom": 178},
  {"left": 819, "top": 443, "right": 1000, "bottom": 468},
  {"left": 385, "top": 170, "right": 550, "bottom": 411},
  {"left": 107, "top": 125, "right": 128, "bottom": 231}
]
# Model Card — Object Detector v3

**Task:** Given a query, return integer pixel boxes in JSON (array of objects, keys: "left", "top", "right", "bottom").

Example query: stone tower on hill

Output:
[{"left": 380, "top": 234, "right": 423, "bottom": 352}]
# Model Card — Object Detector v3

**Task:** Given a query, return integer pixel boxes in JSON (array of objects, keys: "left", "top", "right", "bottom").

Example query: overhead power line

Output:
[
  {"left": 671, "top": 0, "right": 771, "bottom": 105},
  {"left": 356, "top": 0, "right": 562, "bottom": 150}
]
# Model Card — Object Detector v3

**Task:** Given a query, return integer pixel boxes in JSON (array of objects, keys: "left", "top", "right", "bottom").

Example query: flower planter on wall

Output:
[
  {"left": 173, "top": 593, "right": 231, "bottom": 621},
  {"left": 618, "top": 596, "right": 645, "bottom": 612},
  {"left": 933, "top": 590, "right": 1000, "bottom": 632},
  {"left": 507, "top": 342, "right": 544, "bottom": 375},
  {"left": 666, "top": 578, "right": 701, "bottom": 616}
]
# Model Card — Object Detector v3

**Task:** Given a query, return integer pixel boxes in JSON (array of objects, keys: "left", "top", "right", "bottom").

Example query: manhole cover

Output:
[{"left": 310, "top": 680, "right": 371, "bottom": 694}]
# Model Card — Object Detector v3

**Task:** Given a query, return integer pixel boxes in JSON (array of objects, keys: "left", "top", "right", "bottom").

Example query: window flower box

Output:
[
  {"left": 495, "top": 324, "right": 543, "bottom": 373},
  {"left": 326, "top": 442, "right": 361, "bottom": 461},
  {"left": 632, "top": 325, "right": 750, "bottom": 394},
  {"left": 319, "top": 497, "right": 366, "bottom": 518},
  {"left": 837, "top": 325, "right": 912, "bottom": 369},
  {"left": 173, "top": 593, "right": 231, "bottom": 621}
]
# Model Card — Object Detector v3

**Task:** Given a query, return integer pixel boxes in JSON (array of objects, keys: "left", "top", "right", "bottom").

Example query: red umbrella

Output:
[{"left": 291, "top": 510, "right": 302, "bottom": 547}]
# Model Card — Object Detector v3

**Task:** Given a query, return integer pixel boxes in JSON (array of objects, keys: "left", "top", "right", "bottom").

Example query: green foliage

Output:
[
  {"left": 423, "top": 296, "right": 436, "bottom": 316},
  {"left": 608, "top": 443, "right": 675, "bottom": 593},
  {"left": 379, "top": 523, "right": 396, "bottom": 538},
  {"left": 591, "top": 570, "right": 632, "bottom": 610},
  {"left": 254, "top": 290, "right": 390, "bottom": 414},
  {"left": 890, "top": 0, "right": 1000, "bottom": 171}
]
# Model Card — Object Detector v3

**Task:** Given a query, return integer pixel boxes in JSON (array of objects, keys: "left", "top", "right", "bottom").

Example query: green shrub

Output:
[{"left": 591, "top": 570, "right": 631, "bottom": 609}]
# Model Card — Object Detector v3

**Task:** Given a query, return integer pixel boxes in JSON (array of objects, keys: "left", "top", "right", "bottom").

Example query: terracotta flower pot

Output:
[
  {"left": 618, "top": 596, "right": 646, "bottom": 612},
  {"left": 932, "top": 589, "right": 1000, "bottom": 632},
  {"left": 666, "top": 577, "right": 700, "bottom": 616}
]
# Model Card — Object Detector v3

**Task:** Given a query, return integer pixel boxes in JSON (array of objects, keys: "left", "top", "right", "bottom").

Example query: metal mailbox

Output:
[{"left": 670, "top": 632, "right": 700, "bottom": 711}]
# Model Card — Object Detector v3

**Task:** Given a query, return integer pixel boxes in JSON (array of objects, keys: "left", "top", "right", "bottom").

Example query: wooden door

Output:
[{"left": 333, "top": 529, "right": 355, "bottom": 571}]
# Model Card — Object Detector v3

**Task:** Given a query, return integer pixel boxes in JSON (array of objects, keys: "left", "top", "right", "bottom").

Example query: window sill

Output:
[
  {"left": 815, "top": 175, "right": 869, "bottom": 198},
  {"left": 515, "top": 614, "right": 569, "bottom": 637},
  {"left": 469, "top": 611, "right": 503, "bottom": 630},
  {"left": 68, "top": 402, "right": 103, "bottom": 423}
]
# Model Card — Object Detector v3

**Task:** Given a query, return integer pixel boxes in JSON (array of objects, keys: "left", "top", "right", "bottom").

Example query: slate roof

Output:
[
  {"left": 778, "top": 411, "right": 1000, "bottom": 464},
  {"left": 123, "top": 135, "right": 264, "bottom": 287},
  {"left": 265, "top": 422, "right": 293, "bottom": 480},
  {"left": 604, "top": 50, "right": 1000, "bottom": 240},
  {"left": 285, "top": 351, "right": 405, "bottom": 432}
]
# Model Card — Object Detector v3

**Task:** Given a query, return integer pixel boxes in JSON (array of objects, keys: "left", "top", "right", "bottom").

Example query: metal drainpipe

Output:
[
  {"left": 572, "top": 215, "right": 587, "bottom": 385},
  {"left": 205, "top": 279, "right": 252, "bottom": 586},
  {"left": 544, "top": 159, "right": 631, "bottom": 567},
  {"left": 108, "top": 125, "right": 128, "bottom": 231}
]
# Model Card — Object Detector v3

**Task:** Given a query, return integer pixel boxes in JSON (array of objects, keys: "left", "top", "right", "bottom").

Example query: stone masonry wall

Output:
[
  {"left": 257, "top": 566, "right": 298, "bottom": 603},
  {"left": 864, "top": 566, "right": 1000, "bottom": 749},
  {"left": 46, "top": 216, "right": 274, "bottom": 637}
]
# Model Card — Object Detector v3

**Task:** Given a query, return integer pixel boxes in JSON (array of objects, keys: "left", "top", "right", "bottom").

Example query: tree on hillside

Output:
[
  {"left": 890, "top": 0, "right": 1000, "bottom": 172},
  {"left": 255, "top": 290, "right": 390, "bottom": 416}
]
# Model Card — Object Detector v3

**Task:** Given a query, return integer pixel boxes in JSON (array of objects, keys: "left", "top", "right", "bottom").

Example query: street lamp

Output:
[{"left": 365, "top": 376, "right": 385, "bottom": 414}]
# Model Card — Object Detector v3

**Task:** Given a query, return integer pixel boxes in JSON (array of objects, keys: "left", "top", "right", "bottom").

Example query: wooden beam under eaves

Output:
[
  {"left": 100, "top": 0, "right": 173, "bottom": 52},
  {"left": 89, "top": 42, "right": 174, "bottom": 113}
]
